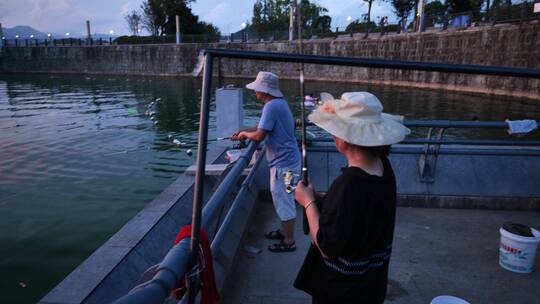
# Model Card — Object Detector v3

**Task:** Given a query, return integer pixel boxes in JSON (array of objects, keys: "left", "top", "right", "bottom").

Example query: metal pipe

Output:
[
  {"left": 200, "top": 141, "right": 259, "bottom": 229},
  {"left": 312, "top": 138, "right": 540, "bottom": 146},
  {"left": 402, "top": 120, "right": 529, "bottom": 128},
  {"left": 187, "top": 52, "right": 213, "bottom": 303},
  {"left": 203, "top": 49, "right": 540, "bottom": 79},
  {"left": 307, "top": 146, "right": 540, "bottom": 156},
  {"left": 306, "top": 120, "right": 539, "bottom": 129},
  {"left": 210, "top": 147, "right": 265, "bottom": 252},
  {"left": 114, "top": 239, "right": 191, "bottom": 304}
]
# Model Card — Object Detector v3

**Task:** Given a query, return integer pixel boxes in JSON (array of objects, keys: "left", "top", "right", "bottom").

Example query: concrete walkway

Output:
[{"left": 220, "top": 201, "right": 540, "bottom": 304}]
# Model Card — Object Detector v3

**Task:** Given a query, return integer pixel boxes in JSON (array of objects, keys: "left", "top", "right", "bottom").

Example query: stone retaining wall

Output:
[{"left": 1, "top": 23, "right": 539, "bottom": 99}]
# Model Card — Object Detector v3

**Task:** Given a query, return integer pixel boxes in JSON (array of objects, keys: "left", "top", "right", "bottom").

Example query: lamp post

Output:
[
  {"left": 176, "top": 15, "right": 181, "bottom": 44},
  {"left": 417, "top": 0, "right": 425, "bottom": 32},
  {"left": 346, "top": 16, "right": 353, "bottom": 37},
  {"left": 289, "top": 2, "right": 295, "bottom": 41},
  {"left": 0, "top": 23, "right": 3, "bottom": 48},
  {"left": 86, "top": 20, "right": 92, "bottom": 44},
  {"left": 241, "top": 22, "right": 247, "bottom": 42}
]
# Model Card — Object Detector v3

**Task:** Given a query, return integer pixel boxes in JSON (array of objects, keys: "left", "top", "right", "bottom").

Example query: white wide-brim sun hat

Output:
[
  {"left": 246, "top": 71, "right": 284, "bottom": 98},
  {"left": 308, "top": 92, "right": 410, "bottom": 146}
]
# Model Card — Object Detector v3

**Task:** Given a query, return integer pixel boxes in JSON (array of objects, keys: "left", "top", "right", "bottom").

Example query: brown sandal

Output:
[{"left": 264, "top": 229, "right": 285, "bottom": 240}]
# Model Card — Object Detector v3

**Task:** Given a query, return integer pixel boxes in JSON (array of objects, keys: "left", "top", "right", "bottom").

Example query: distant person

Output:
[
  {"left": 293, "top": 92, "right": 410, "bottom": 303},
  {"left": 379, "top": 16, "right": 387, "bottom": 36},
  {"left": 231, "top": 71, "right": 301, "bottom": 252}
]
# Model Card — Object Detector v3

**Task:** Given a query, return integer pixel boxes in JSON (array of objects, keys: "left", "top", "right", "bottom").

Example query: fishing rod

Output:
[
  {"left": 296, "top": 0, "right": 310, "bottom": 235},
  {"left": 103, "top": 137, "right": 234, "bottom": 157}
]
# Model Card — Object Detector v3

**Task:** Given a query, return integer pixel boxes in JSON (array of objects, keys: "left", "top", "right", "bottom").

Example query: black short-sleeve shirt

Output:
[{"left": 294, "top": 157, "right": 397, "bottom": 303}]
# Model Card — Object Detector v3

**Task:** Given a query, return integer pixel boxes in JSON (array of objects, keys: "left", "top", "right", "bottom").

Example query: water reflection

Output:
[{"left": 0, "top": 73, "right": 538, "bottom": 303}]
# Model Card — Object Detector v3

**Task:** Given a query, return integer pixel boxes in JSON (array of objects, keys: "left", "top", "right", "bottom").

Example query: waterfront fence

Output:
[{"left": 2, "top": 3, "right": 538, "bottom": 48}]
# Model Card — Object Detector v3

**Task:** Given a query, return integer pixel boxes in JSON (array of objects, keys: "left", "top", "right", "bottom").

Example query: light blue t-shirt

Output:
[{"left": 258, "top": 98, "right": 301, "bottom": 168}]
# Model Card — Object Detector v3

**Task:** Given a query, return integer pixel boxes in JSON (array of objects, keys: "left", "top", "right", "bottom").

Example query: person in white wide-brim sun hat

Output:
[
  {"left": 293, "top": 92, "right": 410, "bottom": 304},
  {"left": 231, "top": 71, "right": 301, "bottom": 253}
]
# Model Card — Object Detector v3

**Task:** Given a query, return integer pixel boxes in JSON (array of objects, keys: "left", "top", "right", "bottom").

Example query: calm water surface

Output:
[{"left": 1, "top": 74, "right": 539, "bottom": 303}]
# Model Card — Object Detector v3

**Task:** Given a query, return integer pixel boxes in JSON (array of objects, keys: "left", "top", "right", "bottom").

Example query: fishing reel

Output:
[
  {"left": 232, "top": 139, "right": 247, "bottom": 149},
  {"left": 283, "top": 170, "right": 300, "bottom": 194}
]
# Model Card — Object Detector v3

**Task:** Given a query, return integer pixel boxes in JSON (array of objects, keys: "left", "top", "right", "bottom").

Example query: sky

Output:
[{"left": 0, "top": 0, "right": 395, "bottom": 36}]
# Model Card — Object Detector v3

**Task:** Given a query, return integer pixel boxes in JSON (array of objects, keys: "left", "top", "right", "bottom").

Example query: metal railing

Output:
[
  {"left": 114, "top": 141, "right": 259, "bottom": 304},
  {"left": 112, "top": 48, "right": 539, "bottom": 303},
  {"left": 308, "top": 118, "right": 540, "bottom": 182},
  {"left": 1, "top": 38, "right": 115, "bottom": 47},
  {"left": 308, "top": 120, "right": 540, "bottom": 155}
]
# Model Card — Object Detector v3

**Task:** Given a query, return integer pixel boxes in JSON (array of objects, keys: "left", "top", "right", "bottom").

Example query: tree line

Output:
[
  {"left": 124, "top": 0, "right": 516, "bottom": 41},
  {"left": 125, "top": 0, "right": 220, "bottom": 39},
  {"left": 247, "top": 0, "right": 508, "bottom": 38}
]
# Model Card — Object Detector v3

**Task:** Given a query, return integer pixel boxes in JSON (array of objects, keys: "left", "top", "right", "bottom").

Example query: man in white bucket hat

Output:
[
  {"left": 232, "top": 71, "right": 301, "bottom": 252},
  {"left": 293, "top": 92, "right": 410, "bottom": 303}
]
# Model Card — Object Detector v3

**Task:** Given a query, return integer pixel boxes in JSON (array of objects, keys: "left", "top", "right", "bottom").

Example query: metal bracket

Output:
[{"left": 418, "top": 127, "right": 446, "bottom": 183}]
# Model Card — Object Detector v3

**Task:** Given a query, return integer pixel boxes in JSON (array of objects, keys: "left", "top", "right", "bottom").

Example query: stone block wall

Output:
[{"left": 1, "top": 23, "right": 539, "bottom": 99}]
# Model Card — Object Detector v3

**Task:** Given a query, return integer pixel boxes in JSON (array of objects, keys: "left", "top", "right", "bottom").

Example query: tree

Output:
[
  {"left": 251, "top": 0, "right": 265, "bottom": 35},
  {"left": 362, "top": 0, "right": 375, "bottom": 37},
  {"left": 140, "top": 0, "right": 220, "bottom": 38},
  {"left": 141, "top": 0, "right": 164, "bottom": 35},
  {"left": 250, "top": 0, "right": 331, "bottom": 38},
  {"left": 125, "top": 10, "right": 142, "bottom": 35},
  {"left": 424, "top": 0, "right": 447, "bottom": 27},
  {"left": 389, "top": 0, "right": 415, "bottom": 32},
  {"left": 446, "top": 0, "right": 483, "bottom": 16},
  {"left": 299, "top": 0, "right": 331, "bottom": 33}
]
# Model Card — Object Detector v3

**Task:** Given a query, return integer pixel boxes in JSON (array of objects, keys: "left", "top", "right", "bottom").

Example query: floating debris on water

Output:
[
  {"left": 153, "top": 121, "right": 159, "bottom": 125},
  {"left": 104, "top": 150, "right": 128, "bottom": 156},
  {"left": 19, "top": 282, "right": 27, "bottom": 288},
  {"left": 186, "top": 149, "right": 193, "bottom": 156},
  {"left": 167, "top": 134, "right": 174, "bottom": 139},
  {"left": 149, "top": 111, "right": 156, "bottom": 116},
  {"left": 126, "top": 108, "right": 138, "bottom": 116},
  {"left": 173, "top": 139, "right": 183, "bottom": 146},
  {"left": 155, "top": 98, "right": 161, "bottom": 102}
]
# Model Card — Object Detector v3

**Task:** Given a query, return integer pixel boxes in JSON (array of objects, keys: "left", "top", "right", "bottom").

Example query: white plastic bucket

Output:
[
  {"left": 431, "top": 295, "right": 470, "bottom": 304},
  {"left": 499, "top": 225, "right": 540, "bottom": 273}
]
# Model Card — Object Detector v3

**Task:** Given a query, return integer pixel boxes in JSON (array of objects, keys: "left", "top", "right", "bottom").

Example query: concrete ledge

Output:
[{"left": 40, "top": 144, "right": 227, "bottom": 304}]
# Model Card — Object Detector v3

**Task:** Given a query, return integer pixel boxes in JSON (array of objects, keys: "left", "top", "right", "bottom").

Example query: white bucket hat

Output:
[
  {"left": 246, "top": 71, "right": 284, "bottom": 98},
  {"left": 309, "top": 92, "right": 411, "bottom": 146}
]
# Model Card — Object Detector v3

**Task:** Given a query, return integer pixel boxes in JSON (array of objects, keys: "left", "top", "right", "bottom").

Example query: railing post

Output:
[
  {"left": 176, "top": 15, "right": 181, "bottom": 44},
  {"left": 187, "top": 51, "right": 213, "bottom": 304},
  {"left": 0, "top": 23, "right": 4, "bottom": 49}
]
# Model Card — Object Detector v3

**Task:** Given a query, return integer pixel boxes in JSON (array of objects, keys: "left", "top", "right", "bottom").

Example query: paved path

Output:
[{"left": 220, "top": 201, "right": 540, "bottom": 304}]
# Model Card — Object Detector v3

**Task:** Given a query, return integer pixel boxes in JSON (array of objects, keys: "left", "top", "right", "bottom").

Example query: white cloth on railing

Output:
[{"left": 506, "top": 119, "right": 538, "bottom": 136}]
